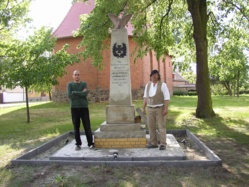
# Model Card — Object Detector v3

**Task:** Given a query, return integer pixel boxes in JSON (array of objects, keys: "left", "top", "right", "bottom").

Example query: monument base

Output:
[
  {"left": 106, "top": 105, "right": 135, "bottom": 124},
  {"left": 94, "top": 137, "right": 146, "bottom": 148},
  {"left": 94, "top": 121, "right": 146, "bottom": 148},
  {"left": 100, "top": 121, "right": 141, "bottom": 132}
]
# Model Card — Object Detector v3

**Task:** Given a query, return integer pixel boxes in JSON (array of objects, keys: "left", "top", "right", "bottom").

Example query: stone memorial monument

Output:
[{"left": 94, "top": 13, "right": 146, "bottom": 148}]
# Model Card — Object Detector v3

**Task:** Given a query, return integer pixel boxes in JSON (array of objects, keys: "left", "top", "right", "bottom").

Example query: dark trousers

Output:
[{"left": 71, "top": 108, "right": 93, "bottom": 147}]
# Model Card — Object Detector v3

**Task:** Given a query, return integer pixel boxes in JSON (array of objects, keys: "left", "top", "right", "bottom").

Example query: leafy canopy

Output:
[
  {"left": 0, "top": 0, "right": 31, "bottom": 55},
  {"left": 0, "top": 27, "right": 79, "bottom": 89},
  {"left": 75, "top": 0, "right": 249, "bottom": 70}
]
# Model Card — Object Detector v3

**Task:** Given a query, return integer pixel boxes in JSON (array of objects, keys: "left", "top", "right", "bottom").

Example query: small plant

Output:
[{"left": 53, "top": 174, "right": 67, "bottom": 187}]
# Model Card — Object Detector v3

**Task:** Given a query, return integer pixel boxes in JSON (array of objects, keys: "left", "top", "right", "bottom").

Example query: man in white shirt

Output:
[{"left": 142, "top": 70, "right": 170, "bottom": 150}]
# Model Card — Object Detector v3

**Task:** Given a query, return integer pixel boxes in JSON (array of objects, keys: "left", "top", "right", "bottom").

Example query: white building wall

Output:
[
  {"left": 0, "top": 86, "right": 25, "bottom": 103},
  {"left": 3, "top": 92, "right": 26, "bottom": 102}
]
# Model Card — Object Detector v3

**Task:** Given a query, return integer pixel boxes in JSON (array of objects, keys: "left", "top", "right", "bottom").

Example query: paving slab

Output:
[{"left": 50, "top": 134, "right": 186, "bottom": 161}]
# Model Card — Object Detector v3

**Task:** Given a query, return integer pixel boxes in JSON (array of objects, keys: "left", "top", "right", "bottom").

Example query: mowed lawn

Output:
[{"left": 0, "top": 96, "right": 249, "bottom": 186}]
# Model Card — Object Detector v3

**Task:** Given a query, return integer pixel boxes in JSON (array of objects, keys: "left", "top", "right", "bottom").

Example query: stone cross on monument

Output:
[{"left": 94, "top": 13, "right": 146, "bottom": 148}]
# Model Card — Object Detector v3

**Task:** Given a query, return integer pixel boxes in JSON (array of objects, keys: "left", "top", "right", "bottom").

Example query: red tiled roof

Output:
[{"left": 53, "top": 0, "right": 133, "bottom": 39}]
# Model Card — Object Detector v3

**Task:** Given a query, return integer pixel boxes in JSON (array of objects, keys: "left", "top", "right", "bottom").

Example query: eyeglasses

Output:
[{"left": 74, "top": 74, "right": 80, "bottom": 76}]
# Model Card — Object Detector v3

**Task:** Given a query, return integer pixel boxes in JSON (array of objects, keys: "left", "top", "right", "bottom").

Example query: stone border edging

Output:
[{"left": 12, "top": 129, "right": 222, "bottom": 167}]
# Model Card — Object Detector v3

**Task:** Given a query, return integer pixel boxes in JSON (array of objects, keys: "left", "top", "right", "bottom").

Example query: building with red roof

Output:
[{"left": 52, "top": 0, "right": 173, "bottom": 102}]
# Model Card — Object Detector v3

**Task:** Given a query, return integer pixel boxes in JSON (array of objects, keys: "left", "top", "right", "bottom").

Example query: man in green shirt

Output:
[{"left": 67, "top": 70, "right": 94, "bottom": 150}]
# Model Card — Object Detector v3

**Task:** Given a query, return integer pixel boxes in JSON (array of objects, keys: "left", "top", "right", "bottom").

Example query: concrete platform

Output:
[
  {"left": 50, "top": 134, "right": 186, "bottom": 161},
  {"left": 12, "top": 130, "right": 222, "bottom": 167}
]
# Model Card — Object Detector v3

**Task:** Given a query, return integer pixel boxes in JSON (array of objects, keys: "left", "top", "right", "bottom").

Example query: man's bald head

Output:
[
  {"left": 73, "top": 70, "right": 80, "bottom": 75},
  {"left": 73, "top": 70, "right": 80, "bottom": 83}
]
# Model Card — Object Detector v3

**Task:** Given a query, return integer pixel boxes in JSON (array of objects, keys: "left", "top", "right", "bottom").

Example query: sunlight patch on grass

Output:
[
  {"left": 215, "top": 107, "right": 249, "bottom": 118},
  {"left": 0, "top": 132, "right": 63, "bottom": 169},
  {"left": 24, "top": 132, "right": 60, "bottom": 144},
  {"left": 0, "top": 101, "right": 51, "bottom": 116},
  {"left": 169, "top": 108, "right": 194, "bottom": 126},
  {"left": 0, "top": 106, "right": 26, "bottom": 116},
  {"left": 0, "top": 144, "right": 25, "bottom": 168}
]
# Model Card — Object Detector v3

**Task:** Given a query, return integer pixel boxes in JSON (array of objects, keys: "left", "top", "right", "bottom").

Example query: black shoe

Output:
[
  {"left": 75, "top": 145, "right": 81, "bottom": 150},
  {"left": 158, "top": 145, "right": 166, "bottom": 150},
  {"left": 147, "top": 144, "right": 158, "bottom": 149}
]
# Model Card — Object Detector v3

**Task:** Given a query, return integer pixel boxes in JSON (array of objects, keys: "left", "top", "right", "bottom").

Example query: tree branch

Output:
[
  {"left": 187, "top": 24, "right": 193, "bottom": 38},
  {"left": 208, "top": 11, "right": 218, "bottom": 26},
  {"left": 3, "top": 0, "right": 10, "bottom": 10},
  {"left": 4, "top": 0, "right": 26, "bottom": 12},
  {"left": 223, "top": 0, "right": 249, "bottom": 22},
  {"left": 0, "top": 0, "right": 10, "bottom": 21},
  {"left": 143, "top": 0, "right": 157, "bottom": 11},
  {"left": 0, "top": 0, "right": 27, "bottom": 29},
  {"left": 159, "top": 0, "right": 173, "bottom": 39}
]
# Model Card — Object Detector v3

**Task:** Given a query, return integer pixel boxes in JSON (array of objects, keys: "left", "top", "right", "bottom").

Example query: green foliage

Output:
[
  {"left": 211, "top": 84, "right": 228, "bottom": 95},
  {"left": 75, "top": 0, "right": 249, "bottom": 117},
  {"left": 207, "top": 1, "right": 249, "bottom": 96},
  {"left": 75, "top": 0, "right": 194, "bottom": 67},
  {"left": 181, "top": 69, "right": 196, "bottom": 84},
  {"left": 75, "top": 0, "right": 249, "bottom": 70},
  {"left": 218, "top": 0, "right": 249, "bottom": 28},
  {"left": 188, "top": 90, "right": 197, "bottom": 96},
  {"left": 0, "top": 27, "right": 79, "bottom": 122},
  {"left": 75, "top": 0, "right": 127, "bottom": 66},
  {"left": 0, "top": 0, "right": 31, "bottom": 56},
  {"left": 0, "top": 27, "right": 79, "bottom": 89},
  {"left": 173, "top": 90, "right": 197, "bottom": 96},
  {"left": 209, "top": 26, "right": 249, "bottom": 96},
  {"left": 75, "top": 0, "right": 249, "bottom": 68},
  {"left": 0, "top": 0, "right": 30, "bottom": 31},
  {"left": 173, "top": 91, "right": 188, "bottom": 96}
]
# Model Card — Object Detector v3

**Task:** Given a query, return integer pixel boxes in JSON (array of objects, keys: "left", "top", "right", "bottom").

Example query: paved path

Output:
[{"left": 0, "top": 101, "right": 50, "bottom": 108}]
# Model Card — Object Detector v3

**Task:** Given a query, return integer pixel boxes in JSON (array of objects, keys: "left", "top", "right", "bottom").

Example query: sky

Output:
[{"left": 23, "top": 0, "right": 72, "bottom": 36}]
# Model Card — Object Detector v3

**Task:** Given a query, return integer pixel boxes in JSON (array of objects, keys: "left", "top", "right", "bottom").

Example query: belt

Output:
[{"left": 148, "top": 106, "right": 162, "bottom": 109}]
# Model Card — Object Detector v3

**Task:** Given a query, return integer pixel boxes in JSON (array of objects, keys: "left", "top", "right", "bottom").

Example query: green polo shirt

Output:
[{"left": 67, "top": 81, "right": 89, "bottom": 108}]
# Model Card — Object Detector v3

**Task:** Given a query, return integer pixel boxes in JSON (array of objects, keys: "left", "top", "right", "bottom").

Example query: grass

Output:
[{"left": 0, "top": 95, "right": 249, "bottom": 186}]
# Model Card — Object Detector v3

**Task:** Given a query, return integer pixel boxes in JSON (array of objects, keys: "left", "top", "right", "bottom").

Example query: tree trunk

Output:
[
  {"left": 223, "top": 81, "right": 232, "bottom": 96},
  {"left": 187, "top": 0, "right": 215, "bottom": 118},
  {"left": 236, "top": 70, "right": 240, "bottom": 97},
  {"left": 49, "top": 91, "right": 52, "bottom": 101},
  {"left": 25, "top": 87, "right": 30, "bottom": 123},
  {"left": 233, "top": 81, "right": 236, "bottom": 96}
]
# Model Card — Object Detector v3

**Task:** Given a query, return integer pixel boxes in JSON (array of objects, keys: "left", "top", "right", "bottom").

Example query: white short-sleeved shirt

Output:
[{"left": 143, "top": 81, "right": 170, "bottom": 107}]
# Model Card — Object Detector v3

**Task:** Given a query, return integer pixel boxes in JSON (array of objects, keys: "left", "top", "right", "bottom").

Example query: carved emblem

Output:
[{"left": 112, "top": 43, "right": 127, "bottom": 58}]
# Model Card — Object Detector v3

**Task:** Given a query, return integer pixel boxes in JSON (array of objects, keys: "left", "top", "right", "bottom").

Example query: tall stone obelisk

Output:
[
  {"left": 106, "top": 28, "right": 134, "bottom": 124},
  {"left": 94, "top": 13, "right": 146, "bottom": 148}
]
